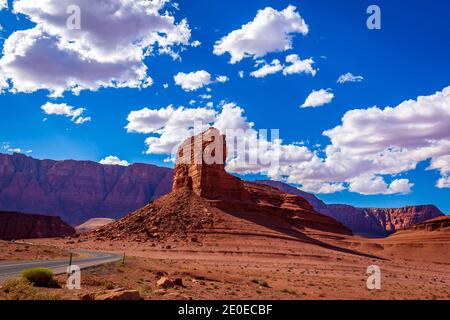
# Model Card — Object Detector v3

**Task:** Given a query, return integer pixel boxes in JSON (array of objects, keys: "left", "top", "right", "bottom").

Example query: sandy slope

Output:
[{"left": 0, "top": 240, "right": 70, "bottom": 261}]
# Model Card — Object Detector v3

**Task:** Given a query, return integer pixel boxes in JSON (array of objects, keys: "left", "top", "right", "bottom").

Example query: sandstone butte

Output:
[{"left": 92, "top": 128, "right": 352, "bottom": 243}]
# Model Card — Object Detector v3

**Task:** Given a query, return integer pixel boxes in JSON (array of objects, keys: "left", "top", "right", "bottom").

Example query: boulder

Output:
[
  {"left": 156, "top": 277, "right": 174, "bottom": 289},
  {"left": 94, "top": 288, "right": 142, "bottom": 300}
]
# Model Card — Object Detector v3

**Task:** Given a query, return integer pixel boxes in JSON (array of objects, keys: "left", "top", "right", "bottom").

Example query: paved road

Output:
[{"left": 0, "top": 250, "right": 123, "bottom": 282}]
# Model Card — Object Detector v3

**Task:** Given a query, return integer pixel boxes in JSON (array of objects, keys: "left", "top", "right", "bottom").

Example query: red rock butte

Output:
[
  {"left": 92, "top": 128, "right": 353, "bottom": 243},
  {"left": 173, "top": 127, "right": 245, "bottom": 200}
]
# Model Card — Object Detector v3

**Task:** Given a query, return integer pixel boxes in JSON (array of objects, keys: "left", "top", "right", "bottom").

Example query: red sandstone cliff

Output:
[
  {"left": 394, "top": 215, "right": 450, "bottom": 234},
  {"left": 0, "top": 153, "right": 173, "bottom": 225},
  {"left": 0, "top": 211, "right": 75, "bottom": 240},
  {"left": 256, "top": 180, "right": 444, "bottom": 237},
  {"left": 92, "top": 129, "right": 351, "bottom": 242}
]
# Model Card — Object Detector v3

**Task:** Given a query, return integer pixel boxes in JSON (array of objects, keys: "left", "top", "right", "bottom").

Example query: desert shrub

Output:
[
  {"left": 251, "top": 278, "right": 270, "bottom": 288},
  {"left": 280, "top": 288, "right": 297, "bottom": 295},
  {"left": 21, "top": 268, "right": 59, "bottom": 288},
  {"left": 2, "top": 278, "right": 60, "bottom": 300},
  {"left": 104, "top": 281, "right": 115, "bottom": 290}
]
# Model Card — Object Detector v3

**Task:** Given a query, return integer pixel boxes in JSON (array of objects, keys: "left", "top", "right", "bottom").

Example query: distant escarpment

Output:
[
  {"left": 0, "top": 211, "right": 75, "bottom": 240},
  {"left": 0, "top": 153, "right": 173, "bottom": 225},
  {"left": 256, "top": 180, "right": 444, "bottom": 237},
  {"left": 326, "top": 204, "right": 444, "bottom": 237}
]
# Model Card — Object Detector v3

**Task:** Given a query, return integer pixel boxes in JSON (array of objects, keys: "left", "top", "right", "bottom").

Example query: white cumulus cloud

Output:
[
  {"left": 99, "top": 156, "right": 130, "bottom": 167},
  {"left": 174, "top": 71, "right": 229, "bottom": 91},
  {"left": 126, "top": 105, "right": 216, "bottom": 154},
  {"left": 250, "top": 59, "right": 283, "bottom": 78},
  {"left": 125, "top": 86, "right": 450, "bottom": 196},
  {"left": 41, "top": 102, "right": 91, "bottom": 125},
  {"left": 291, "top": 86, "right": 450, "bottom": 194},
  {"left": 251, "top": 54, "right": 317, "bottom": 78},
  {"left": 216, "top": 75, "right": 229, "bottom": 83},
  {"left": 337, "top": 72, "right": 364, "bottom": 84},
  {"left": 126, "top": 102, "right": 314, "bottom": 181},
  {"left": 213, "top": 5, "right": 309, "bottom": 63},
  {"left": 174, "top": 70, "right": 212, "bottom": 91},
  {"left": 301, "top": 89, "right": 334, "bottom": 108},
  {"left": 0, "top": 0, "right": 191, "bottom": 96},
  {"left": 437, "top": 176, "right": 450, "bottom": 188},
  {"left": 348, "top": 175, "right": 413, "bottom": 195},
  {"left": 2, "top": 142, "right": 32, "bottom": 155},
  {"left": 283, "top": 54, "right": 316, "bottom": 76}
]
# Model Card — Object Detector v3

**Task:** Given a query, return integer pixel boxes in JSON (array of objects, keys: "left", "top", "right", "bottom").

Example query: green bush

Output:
[
  {"left": 104, "top": 281, "right": 115, "bottom": 290},
  {"left": 21, "top": 268, "right": 60, "bottom": 288},
  {"left": 2, "top": 278, "right": 60, "bottom": 300}
]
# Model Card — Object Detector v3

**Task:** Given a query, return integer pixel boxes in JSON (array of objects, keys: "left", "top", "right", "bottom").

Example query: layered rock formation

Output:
[
  {"left": 256, "top": 180, "right": 445, "bottom": 237},
  {"left": 0, "top": 211, "right": 75, "bottom": 240},
  {"left": 0, "top": 153, "right": 173, "bottom": 225},
  {"left": 326, "top": 205, "right": 444, "bottom": 237},
  {"left": 173, "top": 128, "right": 245, "bottom": 200},
  {"left": 93, "top": 129, "right": 351, "bottom": 242},
  {"left": 394, "top": 215, "right": 450, "bottom": 234},
  {"left": 256, "top": 180, "right": 333, "bottom": 215}
]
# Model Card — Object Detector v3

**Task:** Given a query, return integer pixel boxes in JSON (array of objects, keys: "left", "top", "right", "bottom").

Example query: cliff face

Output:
[
  {"left": 256, "top": 180, "right": 444, "bottom": 237},
  {"left": 0, "top": 211, "right": 75, "bottom": 240},
  {"left": 394, "top": 216, "right": 450, "bottom": 233},
  {"left": 324, "top": 205, "right": 444, "bottom": 236},
  {"left": 0, "top": 153, "right": 173, "bottom": 225}
]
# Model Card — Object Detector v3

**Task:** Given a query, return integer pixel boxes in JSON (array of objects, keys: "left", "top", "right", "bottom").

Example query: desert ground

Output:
[
  {"left": 3, "top": 226, "right": 447, "bottom": 301},
  {"left": 0, "top": 240, "right": 70, "bottom": 261}
]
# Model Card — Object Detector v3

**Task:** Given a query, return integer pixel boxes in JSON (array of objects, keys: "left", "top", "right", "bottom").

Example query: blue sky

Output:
[{"left": 0, "top": 0, "right": 449, "bottom": 212}]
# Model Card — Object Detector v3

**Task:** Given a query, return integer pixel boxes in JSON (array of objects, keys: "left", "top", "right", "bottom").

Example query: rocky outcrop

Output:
[
  {"left": 0, "top": 211, "right": 75, "bottom": 240},
  {"left": 173, "top": 128, "right": 246, "bottom": 200},
  {"left": 256, "top": 180, "right": 333, "bottom": 215},
  {"left": 256, "top": 180, "right": 445, "bottom": 237},
  {"left": 87, "top": 288, "right": 143, "bottom": 301},
  {"left": 93, "top": 129, "right": 351, "bottom": 242},
  {"left": 0, "top": 153, "right": 173, "bottom": 225}
]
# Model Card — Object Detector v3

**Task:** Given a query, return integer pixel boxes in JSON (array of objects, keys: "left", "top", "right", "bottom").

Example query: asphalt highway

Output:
[{"left": 0, "top": 250, "right": 123, "bottom": 281}]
